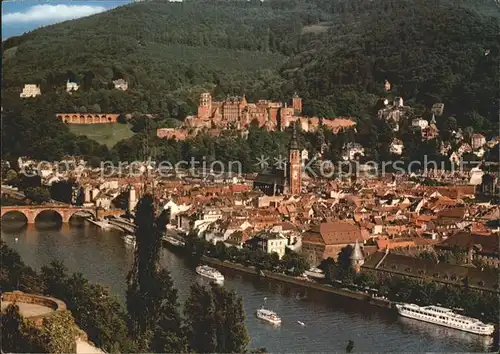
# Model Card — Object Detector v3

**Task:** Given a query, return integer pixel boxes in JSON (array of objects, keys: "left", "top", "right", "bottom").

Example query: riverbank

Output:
[{"left": 200, "top": 256, "right": 393, "bottom": 309}]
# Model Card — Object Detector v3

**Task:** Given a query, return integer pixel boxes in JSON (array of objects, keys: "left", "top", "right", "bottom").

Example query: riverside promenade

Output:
[{"left": 200, "top": 256, "right": 393, "bottom": 309}]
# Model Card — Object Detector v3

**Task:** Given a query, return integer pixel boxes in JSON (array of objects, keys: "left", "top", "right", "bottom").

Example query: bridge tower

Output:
[{"left": 128, "top": 186, "right": 137, "bottom": 213}]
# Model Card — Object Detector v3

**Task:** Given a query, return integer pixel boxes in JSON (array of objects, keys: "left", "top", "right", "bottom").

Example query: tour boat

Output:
[
  {"left": 256, "top": 307, "right": 282, "bottom": 325},
  {"left": 123, "top": 235, "right": 136, "bottom": 247},
  {"left": 256, "top": 298, "right": 281, "bottom": 325},
  {"left": 195, "top": 265, "right": 224, "bottom": 282},
  {"left": 395, "top": 303, "right": 495, "bottom": 336}
]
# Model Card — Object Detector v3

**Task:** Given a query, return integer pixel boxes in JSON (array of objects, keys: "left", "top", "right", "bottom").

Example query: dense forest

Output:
[{"left": 1, "top": 0, "right": 499, "bottom": 162}]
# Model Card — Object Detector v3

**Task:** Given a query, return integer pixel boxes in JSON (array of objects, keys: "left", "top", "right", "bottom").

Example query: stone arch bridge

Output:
[{"left": 1, "top": 205, "right": 125, "bottom": 224}]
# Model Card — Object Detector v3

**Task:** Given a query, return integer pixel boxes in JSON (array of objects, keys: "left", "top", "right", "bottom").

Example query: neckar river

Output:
[{"left": 1, "top": 220, "right": 497, "bottom": 352}]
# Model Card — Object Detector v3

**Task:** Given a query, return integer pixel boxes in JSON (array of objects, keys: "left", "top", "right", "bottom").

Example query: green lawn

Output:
[{"left": 68, "top": 123, "right": 135, "bottom": 148}]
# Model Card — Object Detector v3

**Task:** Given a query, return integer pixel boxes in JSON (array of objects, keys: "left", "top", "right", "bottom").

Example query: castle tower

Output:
[
  {"left": 197, "top": 92, "right": 212, "bottom": 119},
  {"left": 84, "top": 186, "right": 91, "bottom": 204},
  {"left": 292, "top": 93, "right": 302, "bottom": 114},
  {"left": 288, "top": 123, "right": 301, "bottom": 195},
  {"left": 350, "top": 240, "right": 365, "bottom": 273}
]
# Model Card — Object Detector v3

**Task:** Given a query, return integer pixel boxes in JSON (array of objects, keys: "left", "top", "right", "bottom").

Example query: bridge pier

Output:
[{"left": 25, "top": 210, "right": 37, "bottom": 224}]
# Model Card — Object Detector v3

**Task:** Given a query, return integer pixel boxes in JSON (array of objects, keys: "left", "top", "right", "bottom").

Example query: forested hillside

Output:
[{"left": 2, "top": 0, "right": 499, "bottom": 162}]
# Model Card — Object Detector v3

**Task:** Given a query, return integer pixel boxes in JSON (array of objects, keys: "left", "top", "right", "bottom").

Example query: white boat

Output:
[
  {"left": 396, "top": 303, "right": 495, "bottom": 336},
  {"left": 195, "top": 265, "right": 224, "bottom": 282},
  {"left": 123, "top": 235, "right": 136, "bottom": 247},
  {"left": 256, "top": 307, "right": 282, "bottom": 325},
  {"left": 304, "top": 267, "right": 325, "bottom": 279},
  {"left": 297, "top": 320, "right": 305, "bottom": 326}
]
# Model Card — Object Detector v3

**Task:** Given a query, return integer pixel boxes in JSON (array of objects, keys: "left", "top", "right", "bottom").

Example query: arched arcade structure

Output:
[{"left": 0, "top": 205, "right": 96, "bottom": 224}]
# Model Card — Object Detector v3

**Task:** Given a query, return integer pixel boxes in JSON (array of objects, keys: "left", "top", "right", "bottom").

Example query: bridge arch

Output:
[
  {"left": 1, "top": 210, "right": 28, "bottom": 223},
  {"left": 67, "top": 209, "right": 96, "bottom": 222},
  {"left": 0, "top": 206, "right": 96, "bottom": 224},
  {"left": 33, "top": 209, "right": 63, "bottom": 224}
]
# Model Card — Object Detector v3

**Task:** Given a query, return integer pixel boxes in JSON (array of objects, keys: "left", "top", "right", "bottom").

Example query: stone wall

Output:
[{"left": 3, "top": 291, "right": 66, "bottom": 312}]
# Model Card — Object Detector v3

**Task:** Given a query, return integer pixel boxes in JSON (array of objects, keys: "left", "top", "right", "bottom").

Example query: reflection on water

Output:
[{"left": 1, "top": 220, "right": 497, "bottom": 352}]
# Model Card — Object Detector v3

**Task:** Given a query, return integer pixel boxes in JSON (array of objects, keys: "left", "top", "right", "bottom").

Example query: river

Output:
[{"left": 1, "top": 218, "right": 497, "bottom": 352}]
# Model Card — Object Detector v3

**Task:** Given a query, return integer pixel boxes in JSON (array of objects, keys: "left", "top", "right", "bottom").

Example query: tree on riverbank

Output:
[
  {"left": 1, "top": 303, "right": 80, "bottom": 353},
  {"left": 0, "top": 238, "right": 255, "bottom": 353},
  {"left": 40, "top": 261, "right": 133, "bottom": 352},
  {"left": 127, "top": 194, "right": 185, "bottom": 350},
  {"left": 184, "top": 283, "right": 249, "bottom": 353}
]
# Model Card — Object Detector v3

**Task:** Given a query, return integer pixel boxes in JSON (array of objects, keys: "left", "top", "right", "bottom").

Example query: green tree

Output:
[
  {"left": 41, "top": 260, "right": 69, "bottom": 299},
  {"left": 184, "top": 283, "right": 216, "bottom": 353},
  {"left": 25, "top": 187, "right": 51, "bottom": 204},
  {"left": 211, "top": 283, "right": 249, "bottom": 353},
  {"left": 1, "top": 304, "right": 29, "bottom": 353},
  {"left": 318, "top": 257, "right": 337, "bottom": 283},
  {"left": 37, "top": 311, "right": 79, "bottom": 353},
  {"left": 281, "top": 249, "right": 310, "bottom": 276},
  {"left": 49, "top": 180, "right": 75, "bottom": 204},
  {"left": 150, "top": 269, "right": 187, "bottom": 353},
  {"left": 90, "top": 103, "right": 101, "bottom": 113},
  {"left": 127, "top": 196, "right": 185, "bottom": 350},
  {"left": 5, "top": 169, "right": 17, "bottom": 183},
  {"left": 337, "top": 246, "right": 355, "bottom": 282}
]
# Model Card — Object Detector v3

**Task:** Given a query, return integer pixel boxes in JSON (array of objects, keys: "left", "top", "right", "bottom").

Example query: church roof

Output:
[{"left": 254, "top": 168, "right": 286, "bottom": 186}]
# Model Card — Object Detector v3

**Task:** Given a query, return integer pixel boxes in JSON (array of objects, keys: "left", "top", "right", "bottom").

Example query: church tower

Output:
[{"left": 288, "top": 123, "right": 301, "bottom": 195}]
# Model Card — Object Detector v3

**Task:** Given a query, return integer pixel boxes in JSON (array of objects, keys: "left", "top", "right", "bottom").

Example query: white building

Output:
[
  {"left": 342, "top": 143, "right": 365, "bottom": 161},
  {"left": 266, "top": 234, "right": 288, "bottom": 259},
  {"left": 393, "top": 97, "right": 404, "bottom": 107},
  {"left": 301, "top": 149, "right": 309, "bottom": 162},
  {"left": 113, "top": 79, "right": 128, "bottom": 91},
  {"left": 253, "top": 233, "right": 288, "bottom": 259},
  {"left": 412, "top": 118, "right": 429, "bottom": 130},
  {"left": 128, "top": 187, "right": 137, "bottom": 212},
  {"left": 163, "top": 200, "right": 191, "bottom": 219},
  {"left": 202, "top": 208, "right": 223, "bottom": 222},
  {"left": 66, "top": 80, "right": 79, "bottom": 93},
  {"left": 471, "top": 134, "right": 486, "bottom": 150},
  {"left": 390, "top": 138, "right": 404, "bottom": 155},
  {"left": 20, "top": 84, "right": 41, "bottom": 98}
]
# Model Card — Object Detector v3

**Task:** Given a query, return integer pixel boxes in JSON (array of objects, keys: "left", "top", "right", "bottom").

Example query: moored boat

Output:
[
  {"left": 195, "top": 265, "right": 224, "bottom": 282},
  {"left": 304, "top": 267, "right": 325, "bottom": 279},
  {"left": 396, "top": 303, "right": 495, "bottom": 336},
  {"left": 162, "top": 234, "right": 185, "bottom": 247}
]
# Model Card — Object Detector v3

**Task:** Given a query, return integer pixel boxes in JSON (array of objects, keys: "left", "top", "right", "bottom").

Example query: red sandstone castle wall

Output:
[{"left": 57, "top": 113, "right": 119, "bottom": 124}]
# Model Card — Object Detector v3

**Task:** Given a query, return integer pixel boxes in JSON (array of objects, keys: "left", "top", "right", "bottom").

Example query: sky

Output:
[{"left": 1, "top": 0, "right": 133, "bottom": 39}]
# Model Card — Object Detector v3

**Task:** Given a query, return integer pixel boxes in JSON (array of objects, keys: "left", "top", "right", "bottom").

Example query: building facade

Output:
[
  {"left": 187, "top": 92, "right": 302, "bottom": 131},
  {"left": 20, "top": 84, "right": 41, "bottom": 98},
  {"left": 301, "top": 221, "right": 362, "bottom": 265}
]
